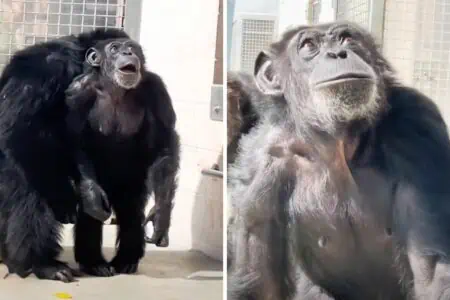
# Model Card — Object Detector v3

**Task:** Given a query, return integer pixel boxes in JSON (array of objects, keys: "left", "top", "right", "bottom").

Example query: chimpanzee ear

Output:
[
  {"left": 85, "top": 47, "right": 101, "bottom": 67},
  {"left": 254, "top": 51, "right": 282, "bottom": 96}
]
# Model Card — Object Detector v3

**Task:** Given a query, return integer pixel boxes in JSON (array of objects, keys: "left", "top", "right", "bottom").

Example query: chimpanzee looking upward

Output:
[
  {"left": 65, "top": 38, "right": 180, "bottom": 276},
  {"left": 228, "top": 21, "right": 450, "bottom": 300},
  {"left": 0, "top": 29, "right": 139, "bottom": 283}
]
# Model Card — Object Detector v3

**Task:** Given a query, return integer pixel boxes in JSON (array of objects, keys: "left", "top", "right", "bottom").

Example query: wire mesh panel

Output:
[
  {"left": 0, "top": 0, "right": 126, "bottom": 70},
  {"left": 240, "top": 18, "right": 275, "bottom": 74},
  {"left": 336, "top": 0, "right": 370, "bottom": 28},
  {"left": 412, "top": 0, "right": 450, "bottom": 101},
  {"left": 383, "top": 0, "right": 450, "bottom": 125}
]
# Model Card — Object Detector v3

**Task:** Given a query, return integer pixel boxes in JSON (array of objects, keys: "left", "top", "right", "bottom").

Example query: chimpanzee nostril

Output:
[
  {"left": 337, "top": 50, "right": 347, "bottom": 59},
  {"left": 327, "top": 52, "right": 338, "bottom": 59},
  {"left": 326, "top": 50, "right": 347, "bottom": 59}
]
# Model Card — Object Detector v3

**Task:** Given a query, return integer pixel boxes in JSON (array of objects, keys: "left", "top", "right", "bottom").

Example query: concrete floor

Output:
[{"left": 0, "top": 248, "right": 223, "bottom": 300}]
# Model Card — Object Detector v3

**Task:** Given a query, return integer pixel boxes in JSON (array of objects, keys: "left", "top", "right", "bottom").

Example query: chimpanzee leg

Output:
[
  {"left": 74, "top": 211, "right": 115, "bottom": 277},
  {"left": 110, "top": 191, "right": 146, "bottom": 274}
]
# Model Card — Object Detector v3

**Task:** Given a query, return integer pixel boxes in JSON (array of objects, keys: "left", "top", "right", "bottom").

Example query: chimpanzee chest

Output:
[
  {"left": 87, "top": 94, "right": 145, "bottom": 137},
  {"left": 293, "top": 169, "right": 408, "bottom": 299},
  {"left": 82, "top": 96, "right": 148, "bottom": 185}
]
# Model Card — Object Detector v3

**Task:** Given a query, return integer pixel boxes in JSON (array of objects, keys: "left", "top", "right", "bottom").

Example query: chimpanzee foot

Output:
[
  {"left": 145, "top": 230, "right": 169, "bottom": 247},
  {"left": 111, "top": 258, "right": 139, "bottom": 274},
  {"left": 80, "top": 262, "right": 115, "bottom": 277},
  {"left": 33, "top": 261, "right": 79, "bottom": 283}
]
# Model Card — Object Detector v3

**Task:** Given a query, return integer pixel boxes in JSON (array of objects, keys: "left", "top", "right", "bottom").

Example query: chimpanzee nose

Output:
[
  {"left": 326, "top": 50, "right": 348, "bottom": 59},
  {"left": 121, "top": 48, "right": 132, "bottom": 55}
]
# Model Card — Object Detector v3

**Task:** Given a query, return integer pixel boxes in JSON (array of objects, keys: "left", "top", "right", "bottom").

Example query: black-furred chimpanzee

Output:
[
  {"left": 0, "top": 29, "right": 130, "bottom": 282},
  {"left": 65, "top": 38, "right": 180, "bottom": 276},
  {"left": 228, "top": 21, "right": 450, "bottom": 300},
  {"left": 0, "top": 29, "right": 177, "bottom": 283}
]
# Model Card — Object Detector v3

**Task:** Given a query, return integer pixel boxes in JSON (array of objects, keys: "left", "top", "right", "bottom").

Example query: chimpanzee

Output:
[
  {"left": 0, "top": 28, "right": 178, "bottom": 283},
  {"left": 65, "top": 38, "right": 179, "bottom": 276},
  {"left": 0, "top": 29, "right": 132, "bottom": 282},
  {"left": 228, "top": 21, "right": 450, "bottom": 300}
]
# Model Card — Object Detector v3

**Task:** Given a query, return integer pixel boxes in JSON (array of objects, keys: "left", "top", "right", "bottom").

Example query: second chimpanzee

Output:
[
  {"left": 228, "top": 21, "right": 450, "bottom": 300},
  {"left": 65, "top": 38, "right": 180, "bottom": 276}
]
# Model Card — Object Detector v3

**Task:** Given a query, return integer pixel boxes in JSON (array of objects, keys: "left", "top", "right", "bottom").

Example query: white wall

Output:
[
  {"left": 138, "top": 0, "right": 223, "bottom": 258},
  {"left": 278, "top": 0, "right": 307, "bottom": 34},
  {"left": 319, "top": 0, "right": 336, "bottom": 23},
  {"left": 63, "top": 0, "right": 224, "bottom": 261}
]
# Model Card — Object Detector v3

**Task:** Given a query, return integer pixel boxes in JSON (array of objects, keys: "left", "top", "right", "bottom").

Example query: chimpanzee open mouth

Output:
[{"left": 119, "top": 64, "right": 138, "bottom": 74}]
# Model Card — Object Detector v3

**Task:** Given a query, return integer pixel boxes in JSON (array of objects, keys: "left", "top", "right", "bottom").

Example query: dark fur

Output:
[
  {"left": 227, "top": 72, "right": 260, "bottom": 166},
  {"left": 228, "top": 21, "right": 450, "bottom": 300},
  {"left": 65, "top": 39, "right": 180, "bottom": 276},
  {"left": 0, "top": 29, "right": 132, "bottom": 282}
]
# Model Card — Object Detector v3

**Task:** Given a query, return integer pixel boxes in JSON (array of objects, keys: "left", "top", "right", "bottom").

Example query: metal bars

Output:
[
  {"left": 0, "top": 0, "right": 129, "bottom": 70},
  {"left": 240, "top": 18, "right": 275, "bottom": 74}
]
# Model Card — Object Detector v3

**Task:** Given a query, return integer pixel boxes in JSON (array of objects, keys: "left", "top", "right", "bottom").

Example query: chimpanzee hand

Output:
[
  {"left": 79, "top": 178, "right": 111, "bottom": 222},
  {"left": 144, "top": 206, "right": 169, "bottom": 247}
]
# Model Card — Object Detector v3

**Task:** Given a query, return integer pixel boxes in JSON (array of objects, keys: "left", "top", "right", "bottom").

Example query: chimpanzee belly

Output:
[
  {"left": 85, "top": 133, "right": 148, "bottom": 187},
  {"left": 294, "top": 169, "right": 410, "bottom": 300},
  {"left": 82, "top": 108, "right": 149, "bottom": 193}
]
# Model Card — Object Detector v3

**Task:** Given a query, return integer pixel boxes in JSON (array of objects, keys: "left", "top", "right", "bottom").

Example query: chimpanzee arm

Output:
[
  {"left": 229, "top": 155, "right": 334, "bottom": 300},
  {"left": 144, "top": 132, "right": 180, "bottom": 247},
  {"left": 65, "top": 73, "right": 111, "bottom": 222},
  {"left": 138, "top": 71, "right": 180, "bottom": 247},
  {"left": 74, "top": 149, "right": 111, "bottom": 222},
  {"left": 65, "top": 73, "right": 99, "bottom": 136},
  {"left": 380, "top": 86, "right": 450, "bottom": 299}
]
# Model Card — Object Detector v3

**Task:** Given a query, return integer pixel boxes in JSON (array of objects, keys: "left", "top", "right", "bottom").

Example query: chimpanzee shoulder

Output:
[
  {"left": 372, "top": 85, "right": 450, "bottom": 190},
  {"left": 131, "top": 71, "right": 176, "bottom": 130}
]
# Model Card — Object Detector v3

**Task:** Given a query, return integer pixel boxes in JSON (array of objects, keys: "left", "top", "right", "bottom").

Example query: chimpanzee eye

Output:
[
  {"left": 300, "top": 39, "right": 317, "bottom": 51},
  {"left": 110, "top": 44, "right": 118, "bottom": 53},
  {"left": 340, "top": 32, "right": 353, "bottom": 44}
]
